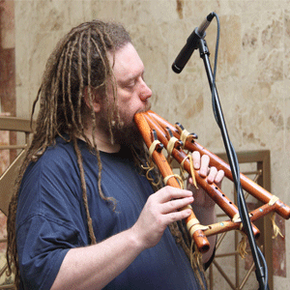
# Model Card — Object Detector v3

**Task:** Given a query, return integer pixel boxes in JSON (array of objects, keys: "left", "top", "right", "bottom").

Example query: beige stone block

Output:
[
  {"left": 90, "top": 0, "right": 123, "bottom": 21},
  {"left": 0, "top": 0, "right": 15, "bottom": 49},
  {"left": 240, "top": 9, "right": 284, "bottom": 82}
]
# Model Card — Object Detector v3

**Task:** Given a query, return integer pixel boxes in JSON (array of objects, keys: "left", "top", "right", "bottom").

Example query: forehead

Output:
[{"left": 109, "top": 43, "right": 144, "bottom": 81}]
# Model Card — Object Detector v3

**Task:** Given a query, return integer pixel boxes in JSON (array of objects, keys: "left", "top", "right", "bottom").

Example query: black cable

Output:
[{"left": 210, "top": 12, "right": 268, "bottom": 290}]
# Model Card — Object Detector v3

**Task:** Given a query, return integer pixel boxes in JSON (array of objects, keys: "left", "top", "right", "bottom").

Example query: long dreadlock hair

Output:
[{"left": 6, "top": 20, "right": 205, "bottom": 289}]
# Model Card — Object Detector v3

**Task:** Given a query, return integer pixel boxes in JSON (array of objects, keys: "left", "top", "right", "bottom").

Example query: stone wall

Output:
[
  {"left": 0, "top": 0, "right": 15, "bottom": 285},
  {"left": 1, "top": 0, "right": 290, "bottom": 289}
]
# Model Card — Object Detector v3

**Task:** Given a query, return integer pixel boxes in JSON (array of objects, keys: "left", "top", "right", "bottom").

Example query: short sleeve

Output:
[
  {"left": 16, "top": 142, "right": 89, "bottom": 289},
  {"left": 17, "top": 214, "right": 82, "bottom": 289}
]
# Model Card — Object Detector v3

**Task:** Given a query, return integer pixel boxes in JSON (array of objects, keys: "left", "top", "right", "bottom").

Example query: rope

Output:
[
  {"left": 181, "top": 154, "right": 198, "bottom": 189},
  {"left": 237, "top": 233, "right": 248, "bottom": 259},
  {"left": 186, "top": 217, "right": 199, "bottom": 232},
  {"left": 190, "top": 241, "right": 206, "bottom": 290},
  {"left": 180, "top": 128, "right": 191, "bottom": 145},
  {"left": 188, "top": 224, "right": 209, "bottom": 237},
  {"left": 166, "top": 136, "right": 178, "bottom": 164},
  {"left": 271, "top": 212, "right": 284, "bottom": 239},
  {"left": 166, "top": 136, "right": 179, "bottom": 156},
  {"left": 163, "top": 174, "right": 184, "bottom": 188},
  {"left": 149, "top": 140, "right": 162, "bottom": 158},
  {"left": 267, "top": 196, "right": 283, "bottom": 239},
  {"left": 141, "top": 162, "right": 161, "bottom": 187},
  {"left": 232, "top": 213, "right": 241, "bottom": 223},
  {"left": 268, "top": 195, "right": 279, "bottom": 206}
]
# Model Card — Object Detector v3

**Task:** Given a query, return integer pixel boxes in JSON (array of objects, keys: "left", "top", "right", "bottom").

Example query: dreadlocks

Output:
[
  {"left": 6, "top": 20, "right": 205, "bottom": 289},
  {"left": 6, "top": 19, "right": 131, "bottom": 288}
]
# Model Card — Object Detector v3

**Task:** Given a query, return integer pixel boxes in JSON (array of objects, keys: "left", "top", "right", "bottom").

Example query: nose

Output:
[{"left": 139, "top": 80, "right": 152, "bottom": 101}]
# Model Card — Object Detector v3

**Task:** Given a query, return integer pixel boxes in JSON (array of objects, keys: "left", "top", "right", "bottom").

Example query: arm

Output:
[
  {"left": 51, "top": 186, "right": 194, "bottom": 290},
  {"left": 187, "top": 151, "right": 225, "bottom": 264}
]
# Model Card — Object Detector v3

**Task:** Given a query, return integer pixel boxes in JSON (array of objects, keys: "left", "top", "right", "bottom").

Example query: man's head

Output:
[
  {"left": 34, "top": 20, "right": 133, "bottom": 146},
  {"left": 97, "top": 42, "right": 152, "bottom": 148}
]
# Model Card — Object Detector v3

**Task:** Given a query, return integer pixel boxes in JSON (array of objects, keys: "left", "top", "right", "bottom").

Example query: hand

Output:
[
  {"left": 132, "top": 186, "right": 194, "bottom": 250},
  {"left": 187, "top": 151, "right": 224, "bottom": 208}
]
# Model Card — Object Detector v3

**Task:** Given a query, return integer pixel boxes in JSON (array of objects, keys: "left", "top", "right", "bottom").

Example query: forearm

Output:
[
  {"left": 51, "top": 186, "right": 194, "bottom": 290},
  {"left": 51, "top": 227, "right": 144, "bottom": 290},
  {"left": 187, "top": 151, "right": 224, "bottom": 264},
  {"left": 191, "top": 204, "right": 216, "bottom": 264}
]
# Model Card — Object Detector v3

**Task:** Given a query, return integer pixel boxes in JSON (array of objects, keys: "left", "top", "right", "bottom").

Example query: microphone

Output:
[{"left": 172, "top": 12, "right": 215, "bottom": 74}]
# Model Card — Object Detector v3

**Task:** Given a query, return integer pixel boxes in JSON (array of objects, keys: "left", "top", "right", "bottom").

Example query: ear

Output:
[{"left": 83, "top": 86, "right": 102, "bottom": 113}]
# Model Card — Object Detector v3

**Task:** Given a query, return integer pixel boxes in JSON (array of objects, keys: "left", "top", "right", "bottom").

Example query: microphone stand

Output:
[{"left": 197, "top": 37, "right": 269, "bottom": 290}]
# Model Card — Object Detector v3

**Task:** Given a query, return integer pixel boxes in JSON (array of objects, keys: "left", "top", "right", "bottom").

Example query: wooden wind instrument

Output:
[{"left": 134, "top": 110, "right": 290, "bottom": 253}]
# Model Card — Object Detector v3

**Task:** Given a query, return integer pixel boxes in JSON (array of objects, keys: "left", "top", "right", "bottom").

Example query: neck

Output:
[
  {"left": 94, "top": 136, "right": 121, "bottom": 153},
  {"left": 82, "top": 131, "right": 121, "bottom": 153},
  {"left": 79, "top": 120, "right": 121, "bottom": 153}
]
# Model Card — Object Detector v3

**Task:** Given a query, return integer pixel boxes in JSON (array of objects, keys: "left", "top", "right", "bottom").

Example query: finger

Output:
[
  {"left": 165, "top": 208, "right": 193, "bottom": 224},
  {"left": 207, "top": 167, "right": 218, "bottom": 184},
  {"left": 192, "top": 151, "right": 201, "bottom": 169},
  {"left": 156, "top": 186, "right": 193, "bottom": 203},
  {"left": 161, "top": 196, "right": 194, "bottom": 214},
  {"left": 199, "top": 154, "right": 210, "bottom": 177},
  {"left": 187, "top": 177, "right": 195, "bottom": 186},
  {"left": 215, "top": 169, "right": 225, "bottom": 185},
  {"left": 174, "top": 208, "right": 193, "bottom": 220}
]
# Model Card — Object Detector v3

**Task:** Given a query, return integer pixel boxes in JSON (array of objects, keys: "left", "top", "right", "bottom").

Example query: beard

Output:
[
  {"left": 111, "top": 118, "right": 144, "bottom": 148},
  {"left": 99, "top": 101, "right": 151, "bottom": 149}
]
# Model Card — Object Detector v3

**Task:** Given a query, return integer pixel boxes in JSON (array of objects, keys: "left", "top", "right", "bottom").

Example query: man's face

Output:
[
  {"left": 102, "top": 43, "right": 152, "bottom": 146},
  {"left": 111, "top": 42, "right": 152, "bottom": 125}
]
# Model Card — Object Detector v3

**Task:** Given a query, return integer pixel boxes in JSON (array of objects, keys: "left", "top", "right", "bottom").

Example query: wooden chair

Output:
[
  {"left": 0, "top": 116, "right": 33, "bottom": 289},
  {"left": 0, "top": 117, "right": 33, "bottom": 215}
]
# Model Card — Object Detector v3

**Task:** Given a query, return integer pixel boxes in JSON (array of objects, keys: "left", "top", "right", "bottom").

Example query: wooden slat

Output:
[
  {"left": 0, "top": 150, "right": 26, "bottom": 216},
  {"left": 0, "top": 117, "right": 34, "bottom": 216},
  {"left": 0, "top": 117, "right": 33, "bottom": 133}
]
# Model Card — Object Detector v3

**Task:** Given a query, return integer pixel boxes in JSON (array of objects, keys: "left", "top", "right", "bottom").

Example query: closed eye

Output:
[{"left": 120, "top": 71, "right": 145, "bottom": 90}]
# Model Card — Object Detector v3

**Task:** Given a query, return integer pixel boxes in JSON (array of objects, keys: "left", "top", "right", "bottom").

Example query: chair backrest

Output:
[{"left": 0, "top": 117, "right": 33, "bottom": 216}]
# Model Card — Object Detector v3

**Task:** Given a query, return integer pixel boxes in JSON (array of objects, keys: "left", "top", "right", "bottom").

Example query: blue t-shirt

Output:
[{"left": 16, "top": 137, "right": 205, "bottom": 289}]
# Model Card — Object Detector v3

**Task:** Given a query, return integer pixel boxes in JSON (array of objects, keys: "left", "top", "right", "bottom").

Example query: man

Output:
[{"left": 7, "top": 20, "right": 224, "bottom": 289}]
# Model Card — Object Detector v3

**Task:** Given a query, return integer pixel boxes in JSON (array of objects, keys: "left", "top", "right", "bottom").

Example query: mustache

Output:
[{"left": 136, "top": 100, "right": 151, "bottom": 115}]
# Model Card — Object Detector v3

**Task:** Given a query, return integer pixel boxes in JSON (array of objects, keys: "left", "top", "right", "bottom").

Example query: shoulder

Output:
[
  {"left": 42, "top": 137, "right": 77, "bottom": 165},
  {"left": 17, "top": 138, "right": 87, "bottom": 220},
  {"left": 27, "top": 137, "right": 89, "bottom": 177}
]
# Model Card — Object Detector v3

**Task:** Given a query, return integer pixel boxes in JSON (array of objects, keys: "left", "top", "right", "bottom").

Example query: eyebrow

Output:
[{"left": 118, "top": 70, "right": 145, "bottom": 85}]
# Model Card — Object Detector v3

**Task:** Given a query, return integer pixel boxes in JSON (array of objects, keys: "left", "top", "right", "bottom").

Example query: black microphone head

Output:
[
  {"left": 172, "top": 13, "right": 215, "bottom": 74},
  {"left": 172, "top": 63, "right": 182, "bottom": 74},
  {"left": 207, "top": 12, "right": 215, "bottom": 22}
]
